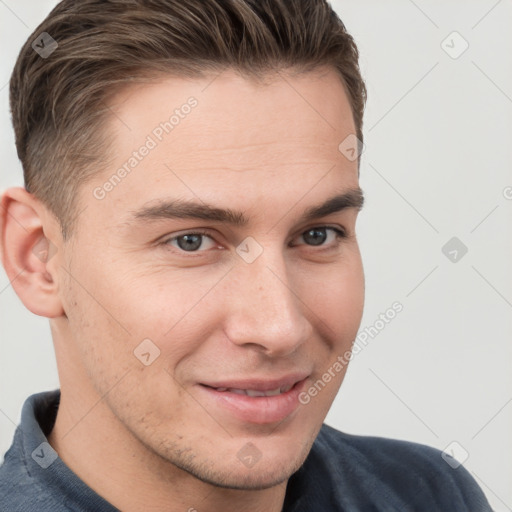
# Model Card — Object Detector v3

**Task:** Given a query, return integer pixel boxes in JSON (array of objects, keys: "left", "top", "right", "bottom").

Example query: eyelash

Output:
[{"left": 160, "top": 226, "right": 347, "bottom": 254}]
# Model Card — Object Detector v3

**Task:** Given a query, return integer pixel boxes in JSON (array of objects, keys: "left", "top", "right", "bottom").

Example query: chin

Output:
[
  {"left": 170, "top": 439, "right": 312, "bottom": 491},
  {"left": 189, "top": 458, "right": 302, "bottom": 491}
]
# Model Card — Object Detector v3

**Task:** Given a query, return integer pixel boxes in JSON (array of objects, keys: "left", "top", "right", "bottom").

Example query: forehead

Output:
[
  {"left": 83, "top": 68, "right": 359, "bottom": 227},
  {"left": 106, "top": 67, "right": 355, "bottom": 156}
]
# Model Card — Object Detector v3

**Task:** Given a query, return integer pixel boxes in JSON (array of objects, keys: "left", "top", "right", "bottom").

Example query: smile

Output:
[
  {"left": 197, "top": 376, "right": 309, "bottom": 424},
  {"left": 206, "top": 383, "right": 295, "bottom": 397}
]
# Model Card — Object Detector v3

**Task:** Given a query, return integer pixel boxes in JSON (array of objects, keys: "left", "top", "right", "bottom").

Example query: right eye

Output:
[{"left": 162, "top": 230, "right": 218, "bottom": 253}]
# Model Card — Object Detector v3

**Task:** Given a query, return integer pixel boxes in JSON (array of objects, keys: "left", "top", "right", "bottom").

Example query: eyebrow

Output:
[{"left": 129, "top": 187, "right": 364, "bottom": 227}]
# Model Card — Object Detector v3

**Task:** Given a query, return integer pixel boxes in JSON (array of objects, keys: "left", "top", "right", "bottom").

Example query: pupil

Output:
[
  {"left": 178, "top": 234, "right": 202, "bottom": 251},
  {"left": 304, "top": 228, "right": 326, "bottom": 246}
]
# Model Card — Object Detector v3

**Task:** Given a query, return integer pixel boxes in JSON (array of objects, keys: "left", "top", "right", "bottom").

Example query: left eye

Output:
[
  {"left": 163, "top": 226, "right": 346, "bottom": 253},
  {"left": 295, "top": 227, "right": 346, "bottom": 247}
]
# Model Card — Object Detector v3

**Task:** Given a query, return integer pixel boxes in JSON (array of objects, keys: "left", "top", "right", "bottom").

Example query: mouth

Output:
[
  {"left": 202, "top": 382, "right": 295, "bottom": 397},
  {"left": 197, "top": 375, "right": 309, "bottom": 425}
]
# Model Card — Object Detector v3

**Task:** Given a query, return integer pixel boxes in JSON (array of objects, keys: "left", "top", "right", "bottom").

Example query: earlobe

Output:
[{"left": 0, "top": 187, "right": 64, "bottom": 318}]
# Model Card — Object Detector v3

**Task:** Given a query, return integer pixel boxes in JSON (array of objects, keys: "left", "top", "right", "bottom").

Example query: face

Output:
[{"left": 56, "top": 68, "right": 364, "bottom": 489}]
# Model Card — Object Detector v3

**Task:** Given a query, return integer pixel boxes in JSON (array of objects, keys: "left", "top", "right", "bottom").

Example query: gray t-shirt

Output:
[{"left": 0, "top": 390, "right": 493, "bottom": 511}]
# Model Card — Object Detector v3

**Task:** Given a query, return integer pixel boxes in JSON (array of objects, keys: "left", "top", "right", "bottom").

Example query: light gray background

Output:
[{"left": 1, "top": 1, "right": 511, "bottom": 510}]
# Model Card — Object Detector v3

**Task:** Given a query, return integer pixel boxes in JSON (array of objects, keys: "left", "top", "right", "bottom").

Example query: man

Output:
[{"left": 0, "top": 0, "right": 492, "bottom": 510}]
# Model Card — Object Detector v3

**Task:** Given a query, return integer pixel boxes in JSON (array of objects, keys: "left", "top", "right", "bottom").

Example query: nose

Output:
[{"left": 222, "top": 252, "right": 314, "bottom": 357}]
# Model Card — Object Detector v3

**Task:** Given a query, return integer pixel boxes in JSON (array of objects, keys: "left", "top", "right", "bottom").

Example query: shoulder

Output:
[
  {"left": 0, "top": 432, "right": 61, "bottom": 512},
  {"left": 0, "top": 391, "right": 92, "bottom": 512},
  {"left": 308, "top": 424, "right": 492, "bottom": 511}
]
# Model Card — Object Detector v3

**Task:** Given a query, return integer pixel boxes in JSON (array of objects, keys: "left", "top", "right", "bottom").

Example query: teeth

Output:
[
  {"left": 229, "top": 388, "right": 247, "bottom": 395},
  {"left": 213, "top": 386, "right": 291, "bottom": 397},
  {"left": 245, "top": 389, "right": 267, "bottom": 397}
]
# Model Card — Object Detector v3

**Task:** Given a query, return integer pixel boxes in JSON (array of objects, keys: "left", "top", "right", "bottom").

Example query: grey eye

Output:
[
  {"left": 303, "top": 228, "right": 328, "bottom": 246},
  {"left": 176, "top": 234, "right": 204, "bottom": 251},
  {"left": 166, "top": 232, "right": 216, "bottom": 252}
]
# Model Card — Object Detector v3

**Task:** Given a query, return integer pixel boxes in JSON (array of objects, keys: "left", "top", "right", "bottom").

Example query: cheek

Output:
[
  {"left": 310, "top": 257, "right": 365, "bottom": 337},
  {"left": 90, "top": 260, "right": 222, "bottom": 337},
  {"left": 301, "top": 260, "right": 364, "bottom": 413},
  {"left": 61, "top": 267, "right": 222, "bottom": 395}
]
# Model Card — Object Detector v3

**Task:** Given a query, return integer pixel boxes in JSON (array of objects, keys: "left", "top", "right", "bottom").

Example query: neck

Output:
[{"left": 47, "top": 367, "right": 287, "bottom": 512}]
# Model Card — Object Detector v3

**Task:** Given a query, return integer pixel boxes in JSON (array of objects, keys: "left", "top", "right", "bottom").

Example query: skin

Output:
[{"left": 0, "top": 67, "right": 364, "bottom": 512}]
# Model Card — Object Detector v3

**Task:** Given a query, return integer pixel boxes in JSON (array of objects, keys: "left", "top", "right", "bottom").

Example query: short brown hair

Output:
[{"left": 10, "top": 0, "right": 367, "bottom": 239}]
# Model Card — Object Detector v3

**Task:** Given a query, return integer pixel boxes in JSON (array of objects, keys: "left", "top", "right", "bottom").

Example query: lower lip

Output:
[{"left": 197, "top": 379, "right": 307, "bottom": 425}]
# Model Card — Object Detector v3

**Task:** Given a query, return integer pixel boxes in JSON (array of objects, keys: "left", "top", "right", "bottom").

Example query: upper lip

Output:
[{"left": 200, "top": 373, "right": 309, "bottom": 392}]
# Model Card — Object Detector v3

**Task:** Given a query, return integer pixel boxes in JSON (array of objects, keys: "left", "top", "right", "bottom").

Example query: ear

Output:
[{"left": 0, "top": 187, "right": 64, "bottom": 318}]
